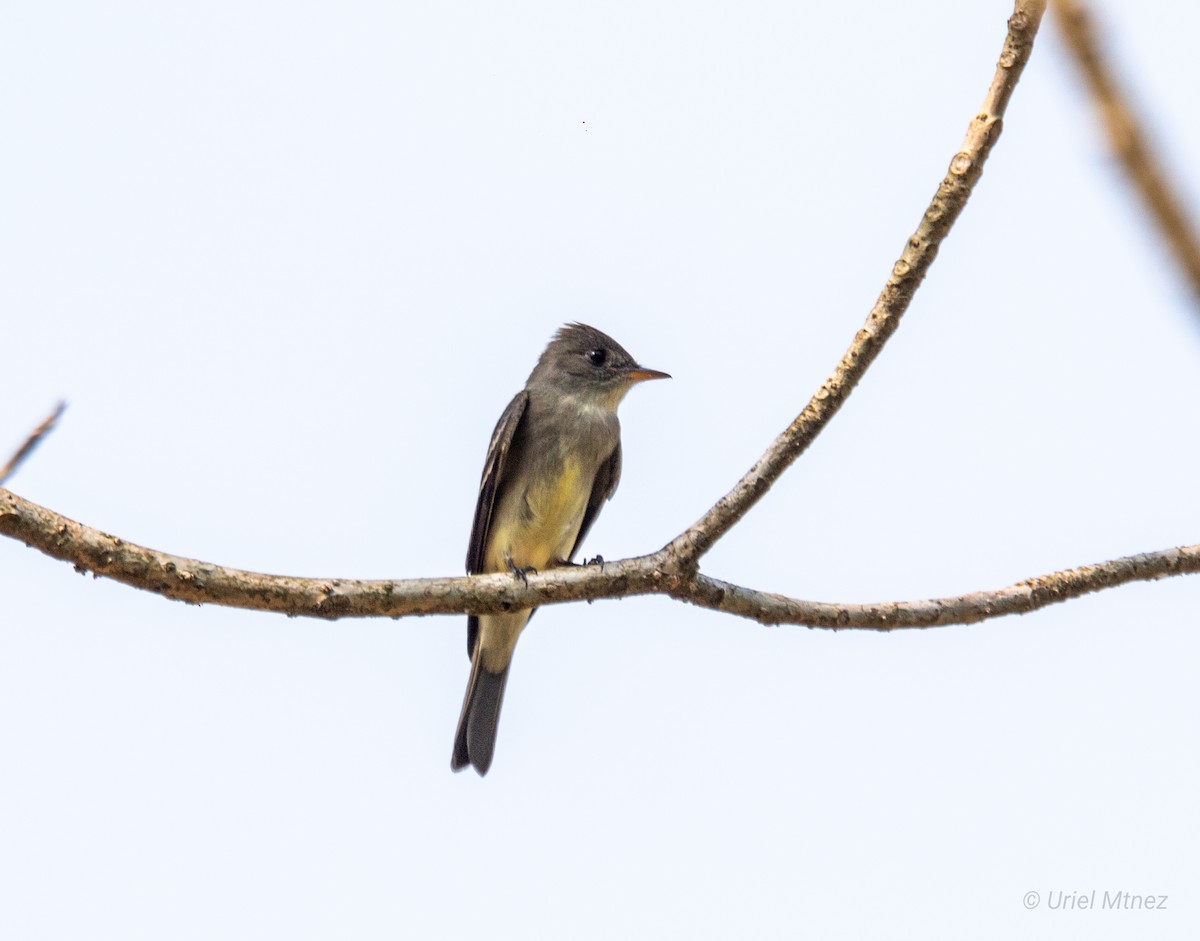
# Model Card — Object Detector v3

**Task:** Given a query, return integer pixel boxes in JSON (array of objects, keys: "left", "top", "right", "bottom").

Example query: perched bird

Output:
[{"left": 452, "top": 323, "right": 669, "bottom": 775}]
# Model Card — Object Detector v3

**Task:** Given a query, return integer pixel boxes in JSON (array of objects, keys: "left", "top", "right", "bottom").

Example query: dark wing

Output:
[
  {"left": 465, "top": 390, "right": 529, "bottom": 656},
  {"left": 567, "top": 441, "right": 622, "bottom": 563},
  {"left": 466, "top": 390, "right": 529, "bottom": 574}
]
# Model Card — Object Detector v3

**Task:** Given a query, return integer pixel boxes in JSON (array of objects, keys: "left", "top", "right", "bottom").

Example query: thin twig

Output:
[
  {"left": 666, "top": 0, "right": 1048, "bottom": 565},
  {"left": 0, "top": 402, "right": 66, "bottom": 487},
  {"left": 1053, "top": 0, "right": 1200, "bottom": 302}
]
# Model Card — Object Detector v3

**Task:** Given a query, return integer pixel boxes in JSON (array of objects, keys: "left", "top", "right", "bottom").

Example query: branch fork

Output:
[{"left": 6, "top": 2, "right": 1196, "bottom": 632}]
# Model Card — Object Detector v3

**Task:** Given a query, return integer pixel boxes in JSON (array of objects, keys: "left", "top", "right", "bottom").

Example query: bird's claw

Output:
[
  {"left": 505, "top": 556, "right": 537, "bottom": 586},
  {"left": 557, "top": 554, "right": 605, "bottom": 571}
]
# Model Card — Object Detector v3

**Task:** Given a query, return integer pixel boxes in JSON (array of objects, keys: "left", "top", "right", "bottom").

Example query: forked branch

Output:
[
  {"left": 668, "top": 0, "right": 1046, "bottom": 563},
  {"left": 8, "top": 1, "right": 1184, "bottom": 633}
]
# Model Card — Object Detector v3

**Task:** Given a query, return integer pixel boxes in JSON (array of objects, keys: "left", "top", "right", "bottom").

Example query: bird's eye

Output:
[{"left": 586, "top": 348, "right": 607, "bottom": 366}]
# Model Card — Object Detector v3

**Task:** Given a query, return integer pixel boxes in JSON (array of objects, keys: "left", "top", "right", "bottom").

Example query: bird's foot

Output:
[
  {"left": 504, "top": 555, "right": 537, "bottom": 586},
  {"left": 555, "top": 555, "right": 605, "bottom": 571}
]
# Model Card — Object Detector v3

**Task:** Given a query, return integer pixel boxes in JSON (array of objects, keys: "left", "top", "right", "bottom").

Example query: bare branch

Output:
[
  {"left": 3, "top": 485, "right": 1194, "bottom": 630},
  {"left": 1053, "top": 0, "right": 1200, "bottom": 302},
  {"left": 12, "top": 4, "right": 1179, "bottom": 638},
  {"left": 667, "top": 0, "right": 1048, "bottom": 564},
  {"left": 677, "top": 548, "right": 1200, "bottom": 628},
  {"left": 0, "top": 487, "right": 670, "bottom": 619},
  {"left": 0, "top": 402, "right": 66, "bottom": 487}
]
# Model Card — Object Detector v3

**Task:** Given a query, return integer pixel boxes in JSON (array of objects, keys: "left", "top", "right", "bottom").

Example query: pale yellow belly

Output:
[
  {"left": 477, "top": 457, "right": 591, "bottom": 672},
  {"left": 484, "top": 456, "right": 590, "bottom": 574}
]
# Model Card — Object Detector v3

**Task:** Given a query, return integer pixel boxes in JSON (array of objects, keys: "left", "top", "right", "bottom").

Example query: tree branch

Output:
[
  {"left": 1053, "top": 0, "right": 1200, "bottom": 303},
  {"left": 4, "top": 485, "right": 1194, "bottom": 629},
  {"left": 0, "top": 486, "right": 673, "bottom": 618},
  {"left": 666, "top": 0, "right": 1048, "bottom": 565},
  {"left": 0, "top": 402, "right": 66, "bottom": 487},
  {"left": 676, "top": 548, "right": 1200, "bottom": 628},
  {"left": 14, "top": 2, "right": 1184, "bottom": 637}
]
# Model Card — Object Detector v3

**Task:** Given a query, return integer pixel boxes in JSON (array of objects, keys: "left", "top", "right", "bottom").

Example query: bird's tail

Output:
[{"left": 451, "top": 649, "right": 510, "bottom": 776}]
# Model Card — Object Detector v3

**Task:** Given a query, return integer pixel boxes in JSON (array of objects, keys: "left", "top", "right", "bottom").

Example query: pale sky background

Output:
[{"left": 2, "top": 1, "right": 1198, "bottom": 938}]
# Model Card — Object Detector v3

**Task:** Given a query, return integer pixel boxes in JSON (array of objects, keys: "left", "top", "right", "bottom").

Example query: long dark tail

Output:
[{"left": 451, "top": 649, "right": 510, "bottom": 776}]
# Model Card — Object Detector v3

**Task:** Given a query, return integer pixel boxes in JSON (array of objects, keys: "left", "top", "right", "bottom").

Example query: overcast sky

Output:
[{"left": 2, "top": 1, "right": 1198, "bottom": 938}]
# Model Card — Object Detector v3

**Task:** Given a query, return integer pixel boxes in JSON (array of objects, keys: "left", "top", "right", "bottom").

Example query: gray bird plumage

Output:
[{"left": 452, "top": 323, "right": 668, "bottom": 775}]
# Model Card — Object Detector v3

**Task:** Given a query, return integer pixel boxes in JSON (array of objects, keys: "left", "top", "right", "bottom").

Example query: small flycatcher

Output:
[{"left": 452, "top": 323, "right": 669, "bottom": 775}]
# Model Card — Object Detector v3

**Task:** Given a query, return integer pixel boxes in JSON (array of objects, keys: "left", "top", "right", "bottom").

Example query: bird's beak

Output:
[{"left": 623, "top": 366, "right": 671, "bottom": 383}]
